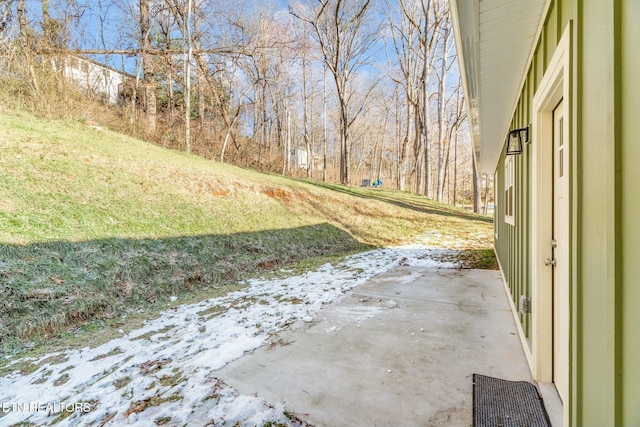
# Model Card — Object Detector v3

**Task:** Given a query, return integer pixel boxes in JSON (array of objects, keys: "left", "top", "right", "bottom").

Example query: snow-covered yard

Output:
[{"left": 0, "top": 240, "right": 457, "bottom": 426}]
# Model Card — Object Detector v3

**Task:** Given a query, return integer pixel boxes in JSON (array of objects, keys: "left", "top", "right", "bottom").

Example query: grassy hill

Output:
[{"left": 0, "top": 111, "right": 493, "bottom": 354}]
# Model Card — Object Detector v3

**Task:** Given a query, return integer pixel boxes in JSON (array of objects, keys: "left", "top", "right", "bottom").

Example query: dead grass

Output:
[
  {"left": 113, "top": 376, "right": 132, "bottom": 389},
  {"left": 0, "top": 110, "right": 492, "bottom": 359},
  {"left": 126, "top": 392, "right": 183, "bottom": 416},
  {"left": 53, "top": 373, "right": 70, "bottom": 386},
  {"left": 130, "top": 327, "right": 174, "bottom": 342},
  {"left": 89, "top": 347, "right": 124, "bottom": 362},
  {"left": 159, "top": 369, "right": 186, "bottom": 387},
  {"left": 432, "top": 249, "right": 499, "bottom": 270}
]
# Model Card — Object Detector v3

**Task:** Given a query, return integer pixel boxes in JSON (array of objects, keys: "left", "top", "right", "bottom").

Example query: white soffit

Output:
[{"left": 451, "top": 0, "right": 547, "bottom": 174}]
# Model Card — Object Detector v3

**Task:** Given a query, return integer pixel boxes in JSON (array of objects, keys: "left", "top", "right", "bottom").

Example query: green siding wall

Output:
[
  {"left": 620, "top": 1, "right": 640, "bottom": 422},
  {"left": 577, "top": 1, "right": 617, "bottom": 423},
  {"left": 494, "top": 0, "right": 575, "bottom": 350},
  {"left": 493, "top": 0, "right": 640, "bottom": 425}
]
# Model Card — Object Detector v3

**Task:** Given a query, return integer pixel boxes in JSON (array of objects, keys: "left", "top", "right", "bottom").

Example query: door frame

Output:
[
  {"left": 531, "top": 23, "right": 571, "bottom": 412},
  {"left": 552, "top": 98, "right": 569, "bottom": 403}
]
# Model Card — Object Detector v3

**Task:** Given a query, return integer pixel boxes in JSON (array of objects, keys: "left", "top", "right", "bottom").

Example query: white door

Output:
[{"left": 552, "top": 99, "right": 569, "bottom": 403}]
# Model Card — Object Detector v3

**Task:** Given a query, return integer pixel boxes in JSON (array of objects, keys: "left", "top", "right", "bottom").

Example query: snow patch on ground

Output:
[{"left": 0, "top": 243, "right": 452, "bottom": 426}]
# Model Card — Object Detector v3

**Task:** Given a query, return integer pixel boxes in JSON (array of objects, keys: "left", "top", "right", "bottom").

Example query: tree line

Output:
[{"left": 0, "top": 0, "right": 485, "bottom": 210}]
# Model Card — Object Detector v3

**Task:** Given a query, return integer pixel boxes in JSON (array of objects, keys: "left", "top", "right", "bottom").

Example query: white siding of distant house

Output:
[
  {"left": 63, "top": 57, "right": 125, "bottom": 104},
  {"left": 290, "top": 148, "right": 308, "bottom": 169},
  {"left": 290, "top": 148, "right": 324, "bottom": 171}
]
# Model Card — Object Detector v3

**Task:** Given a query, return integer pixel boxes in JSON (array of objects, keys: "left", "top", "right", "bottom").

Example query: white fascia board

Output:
[{"left": 448, "top": 0, "right": 482, "bottom": 170}]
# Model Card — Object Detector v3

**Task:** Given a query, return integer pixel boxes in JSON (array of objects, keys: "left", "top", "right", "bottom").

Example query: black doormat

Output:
[{"left": 473, "top": 374, "right": 552, "bottom": 427}]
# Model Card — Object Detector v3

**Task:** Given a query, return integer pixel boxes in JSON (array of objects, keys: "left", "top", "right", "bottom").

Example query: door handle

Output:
[{"left": 544, "top": 258, "right": 556, "bottom": 267}]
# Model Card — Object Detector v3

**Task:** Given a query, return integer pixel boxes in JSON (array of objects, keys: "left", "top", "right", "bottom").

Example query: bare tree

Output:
[
  {"left": 0, "top": 0, "right": 477, "bottom": 208},
  {"left": 40, "top": 0, "right": 54, "bottom": 46},
  {"left": 434, "top": 3, "right": 454, "bottom": 201},
  {"left": 451, "top": 79, "right": 463, "bottom": 205},
  {"left": 235, "top": 7, "right": 286, "bottom": 167},
  {"left": 291, "top": 0, "right": 379, "bottom": 185},
  {"left": 386, "top": 0, "right": 422, "bottom": 191},
  {"left": 385, "top": 0, "right": 445, "bottom": 195},
  {"left": 163, "top": 0, "right": 234, "bottom": 155},
  {"left": 156, "top": 3, "right": 177, "bottom": 121},
  {"left": 296, "top": 19, "right": 313, "bottom": 178},
  {"left": 140, "top": 0, "right": 157, "bottom": 135},
  {"left": 16, "top": 0, "right": 28, "bottom": 40},
  {"left": 322, "top": 63, "right": 329, "bottom": 181},
  {"left": 0, "top": 1, "right": 11, "bottom": 36}
]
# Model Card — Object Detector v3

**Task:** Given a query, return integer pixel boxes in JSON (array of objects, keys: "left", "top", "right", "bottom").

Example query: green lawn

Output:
[{"left": 0, "top": 111, "right": 494, "bottom": 354}]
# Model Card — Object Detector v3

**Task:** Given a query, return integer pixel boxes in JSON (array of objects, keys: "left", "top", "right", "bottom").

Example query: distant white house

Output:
[
  {"left": 60, "top": 56, "right": 131, "bottom": 104},
  {"left": 290, "top": 148, "right": 308, "bottom": 169},
  {"left": 290, "top": 148, "right": 323, "bottom": 171}
]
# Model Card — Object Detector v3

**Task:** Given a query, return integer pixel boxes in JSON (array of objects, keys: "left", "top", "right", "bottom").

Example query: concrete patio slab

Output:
[{"left": 216, "top": 266, "right": 534, "bottom": 426}]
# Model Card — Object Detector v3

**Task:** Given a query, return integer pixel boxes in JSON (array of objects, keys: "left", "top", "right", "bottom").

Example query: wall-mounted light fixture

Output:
[{"left": 506, "top": 126, "right": 529, "bottom": 155}]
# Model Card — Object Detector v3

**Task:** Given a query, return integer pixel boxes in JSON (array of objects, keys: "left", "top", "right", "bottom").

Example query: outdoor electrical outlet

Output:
[{"left": 519, "top": 295, "right": 531, "bottom": 314}]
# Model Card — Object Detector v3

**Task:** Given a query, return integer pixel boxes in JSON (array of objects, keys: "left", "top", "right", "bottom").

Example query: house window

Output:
[
  {"left": 80, "top": 61, "right": 89, "bottom": 73},
  {"left": 505, "top": 156, "right": 515, "bottom": 225},
  {"left": 494, "top": 171, "right": 499, "bottom": 238}
]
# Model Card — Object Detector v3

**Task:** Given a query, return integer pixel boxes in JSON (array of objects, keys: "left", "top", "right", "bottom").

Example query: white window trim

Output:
[
  {"left": 494, "top": 171, "right": 499, "bottom": 239},
  {"left": 505, "top": 155, "right": 515, "bottom": 226}
]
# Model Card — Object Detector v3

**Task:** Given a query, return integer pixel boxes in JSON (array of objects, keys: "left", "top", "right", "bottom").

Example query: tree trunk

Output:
[
  {"left": 436, "top": 59, "right": 448, "bottom": 201},
  {"left": 283, "top": 107, "right": 291, "bottom": 175},
  {"left": 414, "top": 103, "right": 424, "bottom": 195},
  {"left": 483, "top": 176, "right": 489, "bottom": 215},
  {"left": 323, "top": 66, "right": 328, "bottom": 182},
  {"left": 140, "top": 0, "right": 156, "bottom": 135},
  {"left": 263, "top": 83, "right": 269, "bottom": 152},
  {"left": 302, "top": 52, "right": 312, "bottom": 178},
  {"left": 184, "top": 49, "right": 191, "bottom": 153},
  {"left": 442, "top": 126, "right": 452, "bottom": 202},
  {"left": 472, "top": 150, "right": 481, "bottom": 213},
  {"left": 339, "top": 98, "right": 350, "bottom": 185},
  {"left": 193, "top": 9, "right": 205, "bottom": 134},
  {"left": 17, "top": 0, "right": 28, "bottom": 41},
  {"left": 453, "top": 125, "right": 458, "bottom": 206},
  {"left": 166, "top": 52, "right": 175, "bottom": 121},
  {"left": 421, "top": 1, "right": 432, "bottom": 198},
  {"left": 255, "top": 85, "right": 262, "bottom": 166},
  {"left": 377, "top": 147, "right": 383, "bottom": 183},
  {"left": 41, "top": 0, "right": 54, "bottom": 47},
  {"left": 395, "top": 88, "right": 406, "bottom": 190},
  {"left": 196, "top": 63, "right": 205, "bottom": 133}
]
